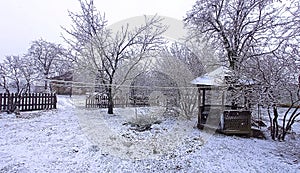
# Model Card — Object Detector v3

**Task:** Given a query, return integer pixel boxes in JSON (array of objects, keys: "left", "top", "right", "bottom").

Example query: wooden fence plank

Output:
[
  {"left": 33, "top": 93, "right": 36, "bottom": 110},
  {"left": 37, "top": 93, "right": 40, "bottom": 110}
]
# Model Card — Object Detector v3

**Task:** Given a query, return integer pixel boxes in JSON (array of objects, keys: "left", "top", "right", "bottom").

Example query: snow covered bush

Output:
[{"left": 126, "top": 107, "right": 164, "bottom": 132}]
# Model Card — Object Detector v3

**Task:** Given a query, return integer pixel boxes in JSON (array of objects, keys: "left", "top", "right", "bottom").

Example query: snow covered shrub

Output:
[
  {"left": 178, "top": 88, "right": 198, "bottom": 120},
  {"left": 127, "top": 107, "right": 164, "bottom": 132}
]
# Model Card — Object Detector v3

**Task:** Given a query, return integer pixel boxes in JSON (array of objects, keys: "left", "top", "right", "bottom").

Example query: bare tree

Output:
[
  {"left": 18, "top": 56, "right": 37, "bottom": 93},
  {"left": 156, "top": 42, "right": 205, "bottom": 119},
  {"left": 240, "top": 42, "right": 300, "bottom": 140},
  {"left": 0, "top": 56, "right": 37, "bottom": 113},
  {"left": 185, "top": 0, "right": 298, "bottom": 69},
  {"left": 62, "top": 0, "right": 167, "bottom": 114},
  {"left": 0, "top": 56, "right": 28, "bottom": 94},
  {"left": 26, "top": 38, "right": 67, "bottom": 92},
  {"left": 155, "top": 52, "right": 197, "bottom": 119},
  {"left": 166, "top": 42, "right": 205, "bottom": 77},
  {"left": 0, "top": 63, "right": 10, "bottom": 93}
]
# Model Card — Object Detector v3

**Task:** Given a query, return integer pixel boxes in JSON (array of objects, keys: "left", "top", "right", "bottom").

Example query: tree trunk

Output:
[
  {"left": 267, "top": 107, "right": 275, "bottom": 140},
  {"left": 44, "top": 80, "right": 48, "bottom": 91},
  {"left": 273, "top": 106, "right": 279, "bottom": 140},
  {"left": 282, "top": 129, "right": 287, "bottom": 141},
  {"left": 44, "top": 73, "right": 49, "bottom": 91},
  {"left": 107, "top": 86, "right": 114, "bottom": 114},
  {"left": 229, "top": 60, "right": 235, "bottom": 70},
  {"left": 27, "top": 82, "right": 31, "bottom": 93}
]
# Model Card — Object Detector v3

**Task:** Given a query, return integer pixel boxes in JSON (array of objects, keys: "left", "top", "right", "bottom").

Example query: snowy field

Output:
[{"left": 0, "top": 95, "right": 299, "bottom": 172}]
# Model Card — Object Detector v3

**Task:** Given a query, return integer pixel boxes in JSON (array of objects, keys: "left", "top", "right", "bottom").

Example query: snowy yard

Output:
[{"left": 0, "top": 96, "right": 299, "bottom": 172}]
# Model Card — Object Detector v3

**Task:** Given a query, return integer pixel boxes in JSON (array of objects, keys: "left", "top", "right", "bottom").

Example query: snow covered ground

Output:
[{"left": 0, "top": 95, "right": 299, "bottom": 172}]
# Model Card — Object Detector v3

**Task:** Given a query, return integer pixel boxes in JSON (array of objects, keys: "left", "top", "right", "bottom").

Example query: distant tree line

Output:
[{"left": 0, "top": 38, "right": 71, "bottom": 95}]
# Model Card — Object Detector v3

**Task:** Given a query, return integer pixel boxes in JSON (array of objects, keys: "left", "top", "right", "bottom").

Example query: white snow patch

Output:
[{"left": 0, "top": 95, "right": 299, "bottom": 172}]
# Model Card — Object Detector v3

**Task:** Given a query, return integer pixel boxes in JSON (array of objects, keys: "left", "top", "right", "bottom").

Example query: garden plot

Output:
[{"left": 76, "top": 106, "right": 201, "bottom": 160}]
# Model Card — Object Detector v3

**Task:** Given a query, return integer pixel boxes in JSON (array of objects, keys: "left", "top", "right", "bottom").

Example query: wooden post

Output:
[
  {"left": 201, "top": 88, "right": 206, "bottom": 119},
  {"left": 34, "top": 93, "right": 38, "bottom": 110},
  {"left": 28, "top": 93, "right": 32, "bottom": 110},
  {"left": 13, "top": 93, "right": 18, "bottom": 111},
  {"left": 222, "top": 90, "right": 225, "bottom": 108},
  {"left": 3, "top": 93, "right": 7, "bottom": 111},
  {"left": 53, "top": 93, "right": 57, "bottom": 109},
  {"left": 197, "top": 86, "right": 205, "bottom": 129},
  {"left": 202, "top": 89, "right": 206, "bottom": 107},
  {"left": 9, "top": 93, "right": 13, "bottom": 112},
  {"left": 198, "top": 87, "right": 202, "bottom": 127},
  {"left": 38, "top": 93, "right": 41, "bottom": 110}
]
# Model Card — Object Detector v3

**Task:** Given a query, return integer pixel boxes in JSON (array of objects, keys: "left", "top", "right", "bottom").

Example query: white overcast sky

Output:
[{"left": 0, "top": 0, "right": 196, "bottom": 59}]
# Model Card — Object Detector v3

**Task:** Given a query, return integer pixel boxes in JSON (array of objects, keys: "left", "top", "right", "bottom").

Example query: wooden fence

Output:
[
  {"left": 86, "top": 94, "right": 149, "bottom": 108},
  {"left": 86, "top": 95, "right": 110, "bottom": 108},
  {"left": 0, "top": 93, "right": 57, "bottom": 112}
]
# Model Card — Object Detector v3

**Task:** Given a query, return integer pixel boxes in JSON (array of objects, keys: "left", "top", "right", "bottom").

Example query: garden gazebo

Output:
[{"left": 191, "top": 66, "right": 252, "bottom": 136}]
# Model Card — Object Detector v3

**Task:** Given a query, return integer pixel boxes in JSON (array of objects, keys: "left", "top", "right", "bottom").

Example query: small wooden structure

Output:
[
  {"left": 191, "top": 67, "right": 251, "bottom": 136},
  {"left": 50, "top": 71, "right": 73, "bottom": 95},
  {"left": 222, "top": 110, "right": 251, "bottom": 135}
]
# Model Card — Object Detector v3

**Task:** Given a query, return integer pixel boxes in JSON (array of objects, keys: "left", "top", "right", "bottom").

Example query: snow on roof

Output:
[
  {"left": 191, "top": 66, "right": 231, "bottom": 86},
  {"left": 191, "top": 75, "right": 223, "bottom": 86}
]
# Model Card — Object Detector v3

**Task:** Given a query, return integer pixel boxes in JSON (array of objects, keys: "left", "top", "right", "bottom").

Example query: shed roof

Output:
[{"left": 191, "top": 66, "right": 230, "bottom": 86}]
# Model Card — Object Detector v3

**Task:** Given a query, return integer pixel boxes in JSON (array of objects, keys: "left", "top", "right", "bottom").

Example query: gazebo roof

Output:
[{"left": 191, "top": 66, "right": 231, "bottom": 86}]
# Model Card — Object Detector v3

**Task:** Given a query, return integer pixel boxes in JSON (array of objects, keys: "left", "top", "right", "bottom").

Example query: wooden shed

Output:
[
  {"left": 50, "top": 71, "right": 73, "bottom": 95},
  {"left": 191, "top": 67, "right": 252, "bottom": 136}
]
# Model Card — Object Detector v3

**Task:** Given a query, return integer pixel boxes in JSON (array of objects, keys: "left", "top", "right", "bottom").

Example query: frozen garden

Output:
[
  {"left": 0, "top": 95, "right": 299, "bottom": 172},
  {"left": 1, "top": 0, "right": 300, "bottom": 172}
]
